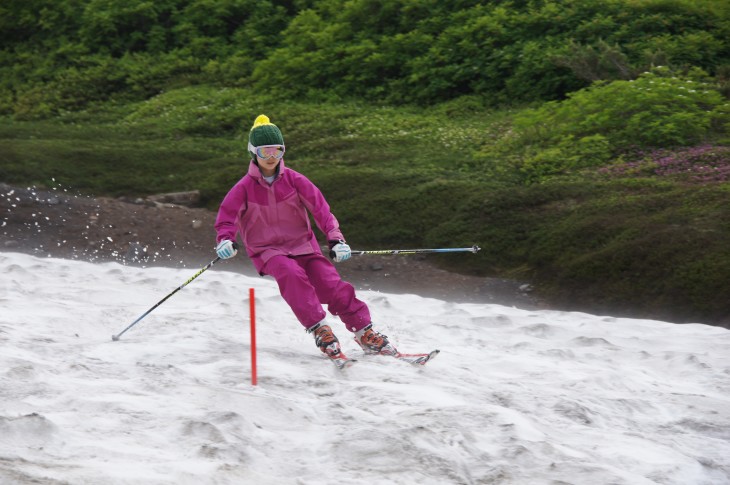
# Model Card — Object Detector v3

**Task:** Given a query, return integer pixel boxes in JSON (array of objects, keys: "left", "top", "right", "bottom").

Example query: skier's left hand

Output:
[{"left": 329, "top": 240, "right": 351, "bottom": 263}]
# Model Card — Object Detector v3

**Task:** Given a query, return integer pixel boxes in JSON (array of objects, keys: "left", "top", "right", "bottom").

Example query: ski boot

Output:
[
  {"left": 308, "top": 322, "right": 354, "bottom": 369},
  {"left": 354, "top": 324, "right": 398, "bottom": 356}
]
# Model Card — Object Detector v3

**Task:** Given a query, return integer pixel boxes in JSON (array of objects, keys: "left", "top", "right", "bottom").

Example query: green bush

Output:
[
  {"left": 511, "top": 134, "right": 612, "bottom": 184},
  {"left": 5, "top": 0, "right": 728, "bottom": 115},
  {"left": 517, "top": 68, "right": 727, "bottom": 149},
  {"left": 501, "top": 68, "right": 728, "bottom": 183}
]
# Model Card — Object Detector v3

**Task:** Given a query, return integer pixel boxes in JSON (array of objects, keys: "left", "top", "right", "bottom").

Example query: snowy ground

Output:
[{"left": 1, "top": 252, "right": 729, "bottom": 485}]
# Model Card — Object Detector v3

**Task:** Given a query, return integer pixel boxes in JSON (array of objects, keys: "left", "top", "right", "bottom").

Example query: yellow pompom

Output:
[
  {"left": 248, "top": 113, "right": 284, "bottom": 146},
  {"left": 251, "top": 114, "right": 271, "bottom": 130}
]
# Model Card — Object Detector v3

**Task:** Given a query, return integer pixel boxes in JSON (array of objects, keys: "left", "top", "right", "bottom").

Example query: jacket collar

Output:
[{"left": 247, "top": 158, "right": 286, "bottom": 183}]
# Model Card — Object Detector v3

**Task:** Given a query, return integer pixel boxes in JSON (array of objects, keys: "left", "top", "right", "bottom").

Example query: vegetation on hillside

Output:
[
  {"left": 0, "top": 0, "right": 728, "bottom": 325},
  {"left": 2, "top": 0, "right": 728, "bottom": 116}
]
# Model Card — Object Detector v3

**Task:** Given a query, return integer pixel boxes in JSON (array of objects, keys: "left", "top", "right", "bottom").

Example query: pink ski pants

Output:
[{"left": 262, "top": 253, "right": 371, "bottom": 332}]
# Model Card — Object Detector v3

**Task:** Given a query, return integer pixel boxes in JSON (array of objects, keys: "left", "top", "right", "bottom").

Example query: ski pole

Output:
[
  {"left": 111, "top": 256, "right": 223, "bottom": 341},
  {"left": 350, "top": 245, "right": 481, "bottom": 256}
]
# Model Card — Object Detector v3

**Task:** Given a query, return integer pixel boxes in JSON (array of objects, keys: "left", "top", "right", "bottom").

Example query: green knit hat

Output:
[{"left": 248, "top": 114, "right": 284, "bottom": 159}]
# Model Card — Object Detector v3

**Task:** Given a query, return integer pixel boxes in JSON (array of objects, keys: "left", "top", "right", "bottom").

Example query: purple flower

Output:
[{"left": 600, "top": 145, "right": 730, "bottom": 184}]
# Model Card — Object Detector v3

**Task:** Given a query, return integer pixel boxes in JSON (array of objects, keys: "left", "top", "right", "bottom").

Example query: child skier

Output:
[{"left": 215, "top": 114, "right": 429, "bottom": 368}]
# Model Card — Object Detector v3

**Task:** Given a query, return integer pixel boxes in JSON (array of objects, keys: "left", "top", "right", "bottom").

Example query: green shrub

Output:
[
  {"left": 516, "top": 67, "right": 727, "bottom": 149},
  {"left": 500, "top": 68, "right": 728, "bottom": 183},
  {"left": 512, "top": 134, "right": 612, "bottom": 183},
  {"left": 3, "top": 0, "right": 728, "bottom": 113}
]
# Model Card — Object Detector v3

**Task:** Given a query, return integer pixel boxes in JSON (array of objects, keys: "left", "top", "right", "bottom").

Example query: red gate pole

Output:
[{"left": 249, "top": 287, "right": 257, "bottom": 386}]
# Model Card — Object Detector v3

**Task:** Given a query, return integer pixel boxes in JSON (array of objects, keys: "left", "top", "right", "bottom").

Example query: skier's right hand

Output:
[{"left": 216, "top": 240, "right": 238, "bottom": 259}]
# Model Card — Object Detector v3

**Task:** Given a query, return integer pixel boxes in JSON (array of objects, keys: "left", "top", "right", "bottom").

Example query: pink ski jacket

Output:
[{"left": 215, "top": 160, "right": 344, "bottom": 274}]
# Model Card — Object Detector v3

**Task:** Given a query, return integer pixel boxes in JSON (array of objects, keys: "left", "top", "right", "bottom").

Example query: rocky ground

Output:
[{"left": 0, "top": 182, "right": 542, "bottom": 310}]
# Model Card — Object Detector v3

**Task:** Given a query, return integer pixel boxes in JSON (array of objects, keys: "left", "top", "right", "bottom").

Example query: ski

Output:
[
  {"left": 363, "top": 346, "right": 440, "bottom": 366},
  {"left": 328, "top": 354, "right": 357, "bottom": 370},
  {"left": 327, "top": 350, "right": 438, "bottom": 368},
  {"left": 393, "top": 349, "right": 440, "bottom": 366}
]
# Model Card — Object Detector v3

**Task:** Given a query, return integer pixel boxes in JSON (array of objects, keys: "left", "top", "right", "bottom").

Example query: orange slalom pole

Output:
[{"left": 249, "top": 288, "right": 257, "bottom": 386}]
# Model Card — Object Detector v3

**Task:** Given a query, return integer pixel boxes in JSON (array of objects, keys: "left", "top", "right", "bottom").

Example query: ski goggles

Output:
[{"left": 249, "top": 143, "right": 285, "bottom": 160}]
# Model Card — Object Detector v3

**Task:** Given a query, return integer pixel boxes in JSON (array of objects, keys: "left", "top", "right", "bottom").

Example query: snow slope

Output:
[{"left": 1, "top": 252, "right": 729, "bottom": 484}]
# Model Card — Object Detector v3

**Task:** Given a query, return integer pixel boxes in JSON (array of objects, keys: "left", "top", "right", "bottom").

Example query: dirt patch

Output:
[{"left": 0, "top": 183, "right": 542, "bottom": 309}]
